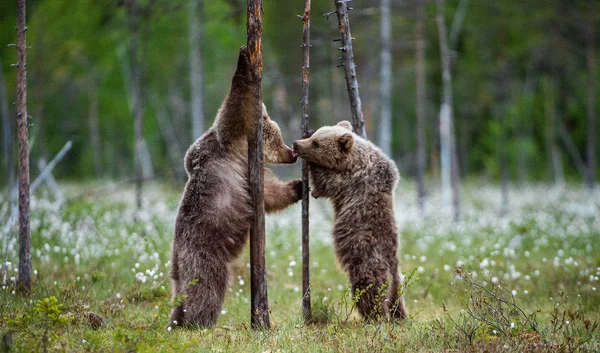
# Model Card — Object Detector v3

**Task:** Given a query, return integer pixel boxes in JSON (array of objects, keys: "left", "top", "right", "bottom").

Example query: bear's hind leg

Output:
[
  {"left": 349, "top": 265, "right": 390, "bottom": 322},
  {"left": 181, "top": 258, "right": 229, "bottom": 328}
]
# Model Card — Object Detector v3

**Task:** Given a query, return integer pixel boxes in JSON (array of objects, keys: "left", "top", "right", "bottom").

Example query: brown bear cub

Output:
[
  {"left": 293, "top": 121, "right": 407, "bottom": 321},
  {"left": 169, "top": 45, "right": 302, "bottom": 328}
]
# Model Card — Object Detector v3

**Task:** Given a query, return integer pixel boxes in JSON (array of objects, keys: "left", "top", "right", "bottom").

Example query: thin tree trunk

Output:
[
  {"left": 436, "top": 0, "right": 459, "bottom": 219},
  {"left": 556, "top": 118, "right": 587, "bottom": 179},
  {"left": 542, "top": 76, "right": 564, "bottom": 186},
  {"left": 0, "top": 55, "right": 13, "bottom": 188},
  {"left": 16, "top": 0, "right": 31, "bottom": 293},
  {"left": 586, "top": 18, "right": 596, "bottom": 190},
  {"left": 300, "top": 0, "right": 312, "bottom": 323},
  {"left": 333, "top": 0, "right": 366, "bottom": 139},
  {"left": 88, "top": 75, "right": 103, "bottom": 177},
  {"left": 415, "top": 0, "right": 426, "bottom": 210},
  {"left": 378, "top": 0, "right": 392, "bottom": 156},
  {"left": 189, "top": 0, "right": 205, "bottom": 141},
  {"left": 247, "top": 0, "right": 269, "bottom": 330},
  {"left": 127, "top": 0, "right": 151, "bottom": 209}
]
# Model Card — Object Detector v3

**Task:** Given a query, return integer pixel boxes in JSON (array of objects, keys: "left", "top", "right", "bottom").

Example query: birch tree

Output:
[
  {"left": 415, "top": 0, "right": 427, "bottom": 210},
  {"left": 435, "top": 0, "right": 460, "bottom": 220},
  {"left": 378, "top": 0, "right": 392, "bottom": 156},
  {"left": 189, "top": 0, "right": 206, "bottom": 141}
]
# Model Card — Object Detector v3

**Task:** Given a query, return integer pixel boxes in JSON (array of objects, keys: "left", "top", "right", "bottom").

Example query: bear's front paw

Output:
[{"left": 292, "top": 179, "right": 303, "bottom": 202}]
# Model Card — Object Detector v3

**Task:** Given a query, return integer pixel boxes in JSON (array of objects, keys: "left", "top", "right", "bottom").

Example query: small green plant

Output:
[
  {"left": 4, "top": 296, "right": 71, "bottom": 353},
  {"left": 453, "top": 265, "right": 538, "bottom": 337}
]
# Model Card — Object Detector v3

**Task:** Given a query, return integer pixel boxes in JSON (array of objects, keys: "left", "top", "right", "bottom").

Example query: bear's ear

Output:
[
  {"left": 336, "top": 121, "right": 353, "bottom": 131},
  {"left": 337, "top": 133, "right": 354, "bottom": 154}
]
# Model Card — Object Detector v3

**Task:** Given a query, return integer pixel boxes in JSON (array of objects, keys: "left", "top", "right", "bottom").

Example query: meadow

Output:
[{"left": 1, "top": 181, "right": 599, "bottom": 352}]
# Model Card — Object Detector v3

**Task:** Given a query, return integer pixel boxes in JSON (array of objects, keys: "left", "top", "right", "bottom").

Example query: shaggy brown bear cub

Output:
[
  {"left": 169, "top": 45, "right": 301, "bottom": 328},
  {"left": 293, "top": 121, "right": 407, "bottom": 321}
]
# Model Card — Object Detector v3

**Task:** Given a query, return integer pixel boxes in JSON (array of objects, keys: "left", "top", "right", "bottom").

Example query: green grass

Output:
[{"left": 1, "top": 181, "right": 599, "bottom": 352}]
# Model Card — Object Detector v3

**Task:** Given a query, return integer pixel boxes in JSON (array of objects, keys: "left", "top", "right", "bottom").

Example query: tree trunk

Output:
[
  {"left": 189, "top": 0, "right": 205, "bottom": 141},
  {"left": 378, "top": 0, "right": 392, "bottom": 156},
  {"left": 415, "top": 0, "right": 426, "bottom": 210},
  {"left": 586, "top": 18, "right": 596, "bottom": 190},
  {"left": 333, "top": 0, "right": 366, "bottom": 139},
  {"left": 542, "top": 76, "right": 564, "bottom": 187},
  {"left": 127, "top": 0, "right": 152, "bottom": 209},
  {"left": 247, "top": 0, "right": 269, "bottom": 330},
  {"left": 436, "top": 0, "right": 459, "bottom": 219},
  {"left": 300, "top": 0, "right": 312, "bottom": 323},
  {"left": 16, "top": 0, "right": 31, "bottom": 293},
  {"left": 0, "top": 55, "right": 13, "bottom": 188},
  {"left": 88, "top": 75, "right": 103, "bottom": 177}
]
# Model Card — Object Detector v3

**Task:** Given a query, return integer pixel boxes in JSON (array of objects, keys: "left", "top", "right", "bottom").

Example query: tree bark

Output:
[
  {"left": 88, "top": 75, "right": 103, "bottom": 177},
  {"left": 189, "top": 0, "right": 206, "bottom": 141},
  {"left": 586, "top": 18, "right": 596, "bottom": 190},
  {"left": 436, "top": 0, "right": 460, "bottom": 219},
  {"left": 333, "top": 0, "right": 366, "bottom": 139},
  {"left": 0, "top": 55, "right": 13, "bottom": 188},
  {"left": 378, "top": 0, "right": 392, "bottom": 156},
  {"left": 247, "top": 0, "right": 269, "bottom": 330},
  {"left": 300, "top": 0, "right": 312, "bottom": 323},
  {"left": 16, "top": 0, "right": 31, "bottom": 293},
  {"left": 415, "top": 0, "right": 427, "bottom": 211}
]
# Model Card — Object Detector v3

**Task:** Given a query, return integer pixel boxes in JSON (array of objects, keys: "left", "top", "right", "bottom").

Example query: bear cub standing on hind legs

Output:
[
  {"left": 293, "top": 121, "right": 407, "bottom": 321},
  {"left": 169, "top": 45, "right": 302, "bottom": 328}
]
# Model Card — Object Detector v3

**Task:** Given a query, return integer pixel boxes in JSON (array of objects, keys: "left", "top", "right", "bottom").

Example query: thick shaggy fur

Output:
[
  {"left": 169, "top": 45, "right": 302, "bottom": 328},
  {"left": 293, "top": 121, "right": 407, "bottom": 321}
]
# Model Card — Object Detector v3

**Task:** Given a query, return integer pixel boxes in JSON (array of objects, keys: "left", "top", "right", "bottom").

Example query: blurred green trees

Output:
[{"left": 0, "top": 0, "right": 597, "bottom": 185}]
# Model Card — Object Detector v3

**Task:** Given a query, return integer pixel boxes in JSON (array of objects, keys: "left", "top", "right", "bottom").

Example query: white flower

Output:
[
  {"left": 116, "top": 293, "right": 122, "bottom": 299},
  {"left": 511, "top": 290, "right": 517, "bottom": 296},
  {"left": 289, "top": 261, "right": 297, "bottom": 267},
  {"left": 173, "top": 320, "right": 178, "bottom": 325},
  {"left": 443, "top": 265, "right": 451, "bottom": 271},
  {"left": 510, "top": 322, "right": 515, "bottom": 329},
  {"left": 167, "top": 326, "right": 172, "bottom": 331}
]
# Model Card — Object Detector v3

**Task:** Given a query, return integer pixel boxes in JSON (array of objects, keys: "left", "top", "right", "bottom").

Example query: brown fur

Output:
[
  {"left": 293, "top": 121, "right": 407, "bottom": 321},
  {"left": 169, "top": 45, "right": 301, "bottom": 328}
]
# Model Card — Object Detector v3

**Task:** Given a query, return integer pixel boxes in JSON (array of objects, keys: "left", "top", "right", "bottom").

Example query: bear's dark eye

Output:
[{"left": 312, "top": 141, "right": 319, "bottom": 148}]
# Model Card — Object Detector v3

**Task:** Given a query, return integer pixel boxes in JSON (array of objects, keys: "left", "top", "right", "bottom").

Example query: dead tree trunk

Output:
[
  {"left": 436, "top": 0, "right": 460, "bottom": 219},
  {"left": 415, "top": 0, "right": 427, "bottom": 211},
  {"left": 87, "top": 75, "right": 103, "bottom": 177},
  {"left": 300, "top": 0, "right": 312, "bottom": 323},
  {"left": 16, "top": 0, "right": 31, "bottom": 293},
  {"left": 332, "top": 0, "right": 366, "bottom": 138},
  {"left": 586, "top": 18, "right": 596, "bottom": 190},
  {"left": 0, "top": 55, "right": 13, "bottom": 188},
  {"left": 247, "top": 0, "right": 269, "bottom": 330},
  {"left": 378, "top": 0, "right": 391, "bottom": 156},
  {"left": 189, "top": 0, "right": 205, "bottom": 141}
]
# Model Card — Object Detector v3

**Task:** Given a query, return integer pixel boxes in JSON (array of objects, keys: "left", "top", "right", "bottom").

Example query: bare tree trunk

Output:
[
  {"left": 247, "top": 0, "right": 269, "bottom": 330},
  {"left": 415, "top": 0, "right": 426, "bottom": 210},
  {"left": 189, "top": 0, "right": 205, "bottom": 141},
  {"left": 333, "top": 0, "right": 366, "bottom": 139},
  {"left": 557, "top": 118, "right": 587, "bottom": 179},
  {"left": 378, "top": 0, "right": 391, "bottom": 156},
  {"left": 542, "top": 76, "right": 564, "bottom": 186},
  {"left": 152, "top": 91, "right": 187, "bottom": 182},
  {"left": 16, "top": 0, "right": 31, "bottom": 293},
  {"left": 586, "top": 18, "right": 596, "bottom": 190},
  {"left": 126, "top": 0, "right": 152, "bottom": 209},
  {"left": 436, "top": 0, "right": 459, "bottom": 219},
  {"left": 300, "top": 0, "right": 312, "bottom": 323},
  {"left": 88, "top": 75, "right": 103, "bottom": 177},
  {"left": 0, "top": 55, "right": 13, "bottom": 188}
]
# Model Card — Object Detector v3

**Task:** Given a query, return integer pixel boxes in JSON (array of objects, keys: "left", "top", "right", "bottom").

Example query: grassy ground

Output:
[{"left": 1, "top": 181, "right": 599, "bottom": 352}]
